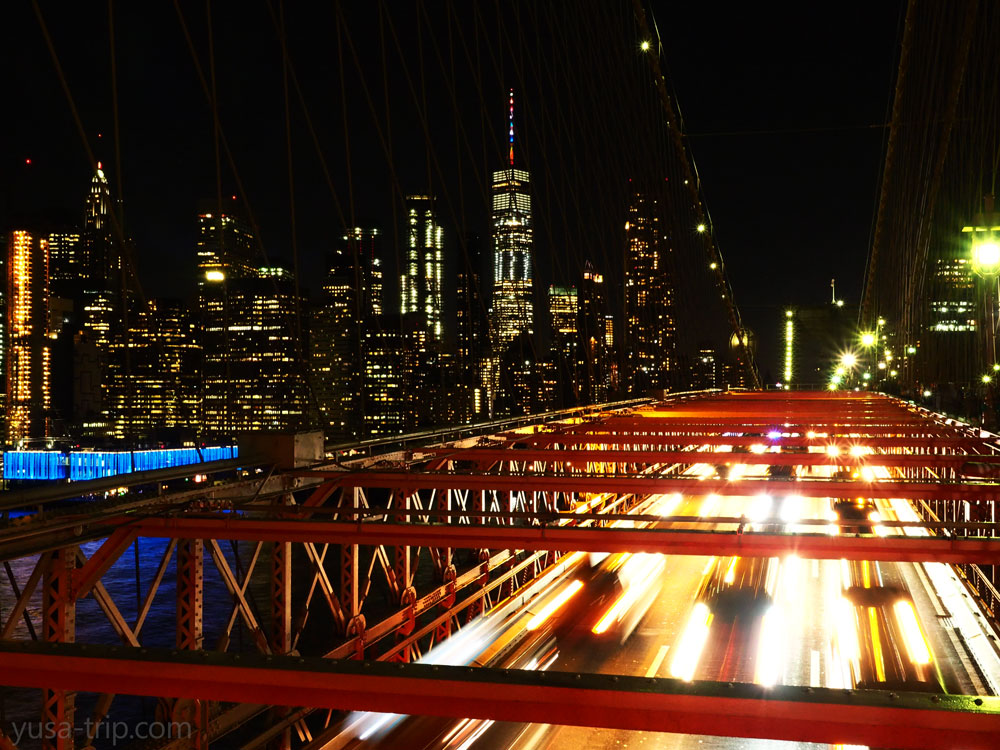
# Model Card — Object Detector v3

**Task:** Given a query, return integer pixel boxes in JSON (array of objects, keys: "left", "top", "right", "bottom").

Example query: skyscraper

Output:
[
  {"left": 197, "top": 209, "right": 307, "bottom": 436},
  {"left": 456, "top": 234, "right": 489, "bottom": 422},
  {"left": 107, "top": 298, "right": 201, "bottom": 438},
  {"left": 83, "top": 163, "right": 116, "bottom": 289},
  {"left": 491, "top": 90, "right": 534, "bottom": 350},
  {"left": 400, "top": 196, "right": 443, "bottom": 348},
  {"left": 196, "top": 207, "right": 255, "bottom": 283},
  {"left": 6, "top": 231, "right": 51, "bottom": 442},
  {"left": 312, "top": 228, "right": 383, "bottom": 439},
  {"left": 364, "top": 314, "right": 417, "bottom": 437},
  {"left": 580, "top": 262, "right": 611, "bottom": 404},
  {"left": 924, "top": 252, "right": 978, "bottom": 383},
  {"left": 624, "top": 188, "right": 676, "bottom": 392},
  {"left": 47, "top": 229, "right": 83, "bottom": 293}
]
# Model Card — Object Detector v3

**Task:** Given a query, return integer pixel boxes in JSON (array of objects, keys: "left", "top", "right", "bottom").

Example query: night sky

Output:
[{"left": 2, "top": 2, "right": 903, "bottom": 377}]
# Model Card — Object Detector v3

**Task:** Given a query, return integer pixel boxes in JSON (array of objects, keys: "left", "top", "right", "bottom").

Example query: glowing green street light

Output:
[
  {"left": 972, "top": 239, "right": 1000, "bottom": 276},
  {"left": 983, "top": 374, "right": 993, "bottom": 384}
]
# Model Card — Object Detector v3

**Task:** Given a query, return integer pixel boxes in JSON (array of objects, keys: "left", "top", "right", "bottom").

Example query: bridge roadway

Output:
[
  {"left": 323, "top": 460, "right": 999, "bottom": 750},
  {"left": 3, "top": 391, "right": 1000, "bottom": 749}
]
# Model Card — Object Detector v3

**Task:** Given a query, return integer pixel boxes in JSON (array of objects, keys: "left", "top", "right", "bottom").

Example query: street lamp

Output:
[
  {"left": 972, "top": 238, "right": 1000, "bottom": 275},
  {"left": 964, "top": 195, "right": 1000, "bottom": 427},
  {"left": 860, "top": 332, "right": 876, "bottom": 348}
]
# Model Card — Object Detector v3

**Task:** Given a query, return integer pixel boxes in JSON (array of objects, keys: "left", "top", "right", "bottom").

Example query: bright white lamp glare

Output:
[
  {"left": 640, "top": 40, "right": 651, "bottom": 51},
  {"left": 860, "top": 332, "right": 876, "bottom": 347}
]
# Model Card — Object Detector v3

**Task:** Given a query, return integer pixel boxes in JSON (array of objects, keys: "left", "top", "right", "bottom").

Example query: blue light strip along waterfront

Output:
[{"left": 3, "top": 446, "right": 238, "bottom": 481}]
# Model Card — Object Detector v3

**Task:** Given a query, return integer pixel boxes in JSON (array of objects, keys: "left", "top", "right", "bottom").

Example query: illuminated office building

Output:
[
  {"left": 105, "top": 299, "right": 201, "bottom": 438},
  {"left": 84, "top": 163, "right": 116, "bottom": 287},
  {"left": 363, "top": 315, "right": 416, "bottom": 437},
  {"left": 456, "top": 235, "right": 488, "bottom": 422},
  {"left": 924, "top": 252, "right": 978, "bottom": 382},
  {"left": 691, "top": 346, "right": 718, "bottom": 390},
  {"left": 491, "top": 90, "right": 534, "bottom": 350},
  {"left": 196, "top": 207, "right": 255, "bottom": 284},
  {"left": 312, "top": 229, "right": 383, "bottom": 439},
  {"left": 197, "top": 207, "right": 307, "bottom": 436},
  {"left": 47, "top": 230, "right": 83, "bottom": 292},
  {"left": 400, "top": 196, "right": 443, "bottom": 348},
  {"left": 579, "top": 262, "right": 611, "bottom": 403},
  {"left": 549, "top": 285, "right": 578, "bottom": 360},
  {"left": 207, "top": 271, "right": 308, "bottom": 435},
  {"left": 928, "top": 255, "right": 977, "bottom": 333},
  {"left": 624, "top": 189, "right": 676, "bottom": 392},
  {"left": 548, "top": 285, "right": 580, "bottom": 403},
  {"left": 6, "top": 231, "right": 51, "bottom": 442}
]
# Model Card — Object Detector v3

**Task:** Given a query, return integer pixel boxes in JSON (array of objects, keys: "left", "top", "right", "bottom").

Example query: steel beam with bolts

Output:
[
  {"left": 130, "top": 517, "right": 1000, "bottom": 564},
  {"left": 2, "top": 642, "right": 998, "bottom": 750}
]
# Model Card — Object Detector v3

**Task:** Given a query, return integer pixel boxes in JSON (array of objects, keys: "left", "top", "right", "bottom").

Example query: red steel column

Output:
[
  {"left": 174, "top": 539, "right": 206, "bottom": 749},
  {"left": 41, "top": 548, "right": 75, "bottom": 750}
]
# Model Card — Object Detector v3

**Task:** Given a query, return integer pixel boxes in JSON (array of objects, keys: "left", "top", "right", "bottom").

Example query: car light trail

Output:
[
  {"left": 526, "top": 580, "right": 584, "bottom": 631},
  {"left": 894, "top": 599, "right": 932, "bottom": 665},
  {"left": 698, "top": 493, "right": 719, "bottom": 517},
  {"left": 669, "top": 602, "right": 714, "bottom": 681},
  {"left": 755, "top": 606, "right": 785, "bottom": 687}
]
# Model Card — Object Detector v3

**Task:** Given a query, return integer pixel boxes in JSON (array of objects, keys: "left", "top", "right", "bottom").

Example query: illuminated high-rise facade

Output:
[
  {"left": 312, "top": 228, "right": 383, "bottom": 438},
  {"left": 624, "top": 189, "right": 676, "bottom": 392},
  {"left": 491, "top": 91, "right": 534, "bottom": 350},
  {"left": 106, "top": 299, "right": 201, "bottom": 438},
  {"left": 84, "top": 164, "right": 117, "bottom": 288},
  {"left": 47, "top": 230, "right": 83, "bottom": 292},
  {"left": 6, "top": 231, "right": 52, "bottom": 442},
  {"left": 196, "top": 208, "right": 255, "bottom": 284},
  {"left": 549, "top": 285, "right": 579, "bottom": 366},
  {"left": 202, "top": 268, "right": 308, "bottom": 436},
  {"left": 400, "top": 196, "right": 443, "bottom": 347},
  {"left": 580, "top": 262, "right": 611, "bottom": 404},
  {"left": 197, "top": 209, "right": 307, "bottom": 436},
  {"left": 456, "top": 235, "right": 489, "bottom": 422}
]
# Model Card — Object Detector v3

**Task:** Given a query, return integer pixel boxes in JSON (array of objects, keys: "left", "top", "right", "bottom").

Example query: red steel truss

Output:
[
  {"left": 1, "top": 391, "right": 999, "bottom": 750},
  {"left": 3, "top": 642, "right": 999, "bottom": 750}
]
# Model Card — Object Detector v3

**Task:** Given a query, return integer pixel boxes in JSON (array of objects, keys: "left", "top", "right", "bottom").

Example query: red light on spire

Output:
[
  {"left": 97, "top": 161, "right": 102, "bottom": 170},
  {"left": 232, "top": 194, "right": 237, "bottom": 200},
  {"left": 25, "top": 158, "right": 31, "bottom": 165}
]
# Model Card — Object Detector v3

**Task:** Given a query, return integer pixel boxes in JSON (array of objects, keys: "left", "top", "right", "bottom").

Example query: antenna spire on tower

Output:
[{"left": 508, "top": 89, "right": 515, "bottom": 166}]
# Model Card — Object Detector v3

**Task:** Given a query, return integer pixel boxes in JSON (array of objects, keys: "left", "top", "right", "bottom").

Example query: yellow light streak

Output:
[
  {"left": 698, "top": 494, "right": 719, "bottom": 517},
  {"left": 723, "top": 556, "right": 739, "bottom": 585},
  {"left": 526, "top": 580, "right": 584, "bottom": 631},
  {"left": 893, "top": 600, "right": 932, "bottom": 665},
  {"left": 869, "top": 607, "right": 886, "bottom": 682},
  {"left": 669, "top": 602, "right": 714, "bottom": 681}
]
